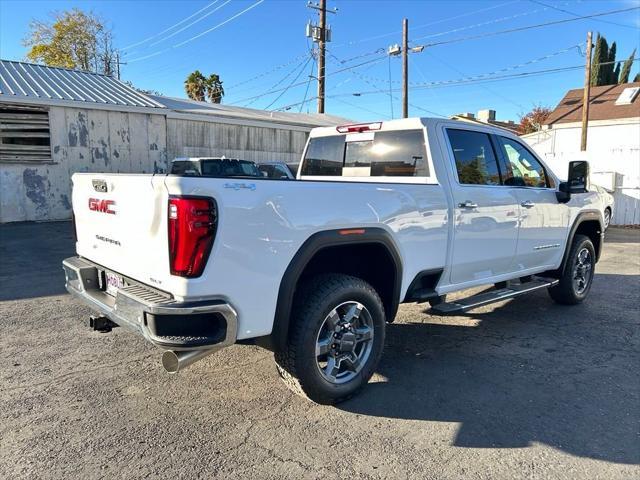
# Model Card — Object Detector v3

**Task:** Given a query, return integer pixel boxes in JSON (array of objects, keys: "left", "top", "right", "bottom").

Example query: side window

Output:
[
  {"left": 370, "top": 130, "right": 428, "bottom": 177},
  {"left": 300, "top": 135, "right": 345, "bottom": 176},
  {"left": 497, "top": 136, "right": 549, "bottom": 188},
  {"left": 446, "top": 129, "right": 501, "bottom": 185}
]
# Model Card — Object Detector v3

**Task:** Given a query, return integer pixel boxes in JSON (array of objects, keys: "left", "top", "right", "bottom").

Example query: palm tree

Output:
[
  {"left": 184, "top": 70, "right": 206, "bottom": 101},
  {"left": 205, "top": 73, "right": 224, "bottom": 104}
]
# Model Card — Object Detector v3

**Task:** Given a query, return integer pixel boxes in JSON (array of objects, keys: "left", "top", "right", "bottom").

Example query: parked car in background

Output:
[
  {"left": 591, "top": 185, "right": 614, "bottom": 230},
  {"left": 170, "top": 157, "right": 263, "bottom": 178},
  {"left": 256, "top": 161, "right": 295, "bottom": 179}
]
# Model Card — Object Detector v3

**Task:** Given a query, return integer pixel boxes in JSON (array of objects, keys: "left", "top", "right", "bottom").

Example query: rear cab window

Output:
[{"left": 300, "top": 128, "right": 431, "bottom": 181}]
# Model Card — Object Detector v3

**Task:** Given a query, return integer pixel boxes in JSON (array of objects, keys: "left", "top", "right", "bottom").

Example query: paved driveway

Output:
[{"left": 1, "top": 222, "right": 638, "bottom": 479}]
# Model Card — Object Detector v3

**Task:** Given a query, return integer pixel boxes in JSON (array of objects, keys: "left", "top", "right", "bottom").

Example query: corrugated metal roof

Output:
[
  {"left": 151, "top": 95, "right": 351, "bottom": 128},
  {"left": 0, "top": 60, "right": 165, "bottom": 109}
]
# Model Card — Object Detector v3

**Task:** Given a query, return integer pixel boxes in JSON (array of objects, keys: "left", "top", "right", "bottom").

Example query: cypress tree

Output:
[
  {"left": 619, "top": 48, "right": 636, "bottom": 84},
  {"left": 590, "top": 34, "right": 602, "bottom": 86},
  {"left": 607, "top": 42, "right": 617, "bottom": 84}
]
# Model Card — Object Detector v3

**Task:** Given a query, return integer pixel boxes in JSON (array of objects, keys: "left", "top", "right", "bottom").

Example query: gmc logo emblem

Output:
[{"left": 88, "top": 198, "right": 116, "bottom": 215}]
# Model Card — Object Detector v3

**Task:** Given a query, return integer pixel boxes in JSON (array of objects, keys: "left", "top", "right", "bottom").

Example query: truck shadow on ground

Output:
[
  {"left": 0, "top": 222, "right": 74, "bottom": 301},
  {"left": 339, "top": 275, "right": 640, "bottom": 465}
]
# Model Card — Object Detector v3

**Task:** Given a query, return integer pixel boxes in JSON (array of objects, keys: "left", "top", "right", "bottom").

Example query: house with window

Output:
[
  {"left": 0, "top": 59, "right": 347, "bottom": 223},
  {"left": 522, "top": 82, "right": 640, "bottom": 225}
]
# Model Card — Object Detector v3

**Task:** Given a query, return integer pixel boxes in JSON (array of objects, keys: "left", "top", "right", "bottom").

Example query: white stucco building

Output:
[{"left": 522, "top": 82, "right": 640, "bottom": 225}]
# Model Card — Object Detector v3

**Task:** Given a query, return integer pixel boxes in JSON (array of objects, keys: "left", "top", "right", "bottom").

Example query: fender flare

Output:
[
  {"left": 267, "top": 227, "right": 403, "bottom": 352},
  {"left": 558, "top": 210, "right": 604, "bottom": 275}
]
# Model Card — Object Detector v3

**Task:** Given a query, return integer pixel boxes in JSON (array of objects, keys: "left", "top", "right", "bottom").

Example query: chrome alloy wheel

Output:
[
  {"left": 573, "top": 247, "right": 593, "bottom": 295},
  {"left": 315, "top": 301, "right": 374, "bottom": 385}
]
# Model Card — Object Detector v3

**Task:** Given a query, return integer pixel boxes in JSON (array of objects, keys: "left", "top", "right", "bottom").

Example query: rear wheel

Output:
[
  {"left": 275, "top": 274, "right": 385, "bottom": 404},
  {"left": 548, "top": 234, "right": 595, "bottom": 305}
]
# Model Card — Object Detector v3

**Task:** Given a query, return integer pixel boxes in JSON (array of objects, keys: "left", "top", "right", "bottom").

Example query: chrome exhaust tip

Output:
[{"left": 162, "top": 348, "right": 218, "bottom": 374}]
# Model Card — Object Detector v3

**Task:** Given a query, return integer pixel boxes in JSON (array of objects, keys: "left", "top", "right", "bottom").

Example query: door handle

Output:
[
  {"left": 521, "top": 200, "right": 535, "bottom": 208},
  {"left": 458, "top": 200, "right": 478, "bottom": 209}
]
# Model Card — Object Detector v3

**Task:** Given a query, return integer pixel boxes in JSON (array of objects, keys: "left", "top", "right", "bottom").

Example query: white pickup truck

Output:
[{"left": 63, "top": 118, "right": 604, "bottom": 404}]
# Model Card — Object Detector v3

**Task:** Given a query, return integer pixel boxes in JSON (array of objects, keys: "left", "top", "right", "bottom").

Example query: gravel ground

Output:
[{"left": 1, "top": 222, "right": 638, "bottom": 479}]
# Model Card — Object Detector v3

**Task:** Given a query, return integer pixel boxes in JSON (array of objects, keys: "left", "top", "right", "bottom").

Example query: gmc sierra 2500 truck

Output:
[{"left": 63, "top": 118, "right": 604, "bottom": 404}]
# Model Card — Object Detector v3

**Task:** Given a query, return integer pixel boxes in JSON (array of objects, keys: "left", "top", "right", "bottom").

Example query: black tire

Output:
[
  {"left": 604, "top": 208, "right": 611, "bottom": 231},
  {"left": 274, "top": 273, "right": 385, "bottom": 404},
  {"left": 428, "top": 294, "right": 446, "bottom": 307},
  {"left": 548, "top": 234, "right": 595, "bottom": 305}
]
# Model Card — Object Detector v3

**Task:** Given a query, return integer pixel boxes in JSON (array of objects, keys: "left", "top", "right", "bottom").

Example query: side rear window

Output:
[
  {"left": 301, "top": 129, "right": 428, "bottom": 177},
  {"left": 370, "top": 130, "right": 428, "bottom": 177},
  {"left": 446, "top": 129, "right": 501, "bottom": 186}
]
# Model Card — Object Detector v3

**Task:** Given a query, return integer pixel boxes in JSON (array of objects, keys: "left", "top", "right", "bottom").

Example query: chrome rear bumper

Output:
[{"left": 62, "top": 256, "right": 237, "bottom": 351}]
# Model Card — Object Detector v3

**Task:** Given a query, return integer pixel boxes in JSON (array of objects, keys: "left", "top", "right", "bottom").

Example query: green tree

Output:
[
  {"left": 205, "top": 73, "right": 224, "bottom": 103},
  {"left": 184, "top": 70, "right": 207, "bottom": 102},
  {"left": 634, "top": 73, "right": 640, "bottom": 83},
  {"left": 590, "top": 34, "right": 609, "bottom": 86},
  {"left": 606, "top": 42, "right": 617, "bottom": 84},
  {"left": 618, "top": 48, "right": 636, "bottom": 84},
  {"left": 589, "top": 34, "right": 637, "bottom": 86},
  {"left": 24, "top": 8, "right": 117, "bottom": 75}
]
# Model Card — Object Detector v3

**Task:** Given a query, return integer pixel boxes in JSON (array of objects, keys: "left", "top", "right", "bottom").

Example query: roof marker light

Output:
[{"left": 336, "top": 122, "right": 382, "bottom": 133}]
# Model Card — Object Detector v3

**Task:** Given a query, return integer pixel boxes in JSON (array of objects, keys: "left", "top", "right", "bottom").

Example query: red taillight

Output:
[
  {"left": 168, "top": 196, "right": 217, "bottom": 278},
  {"left": 336, "top": 122, "right": 382, "bottom": 133}
]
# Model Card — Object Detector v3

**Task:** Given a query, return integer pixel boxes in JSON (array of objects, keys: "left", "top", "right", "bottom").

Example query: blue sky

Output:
[{"left": 1, "top": 0, "right": 639, "bottom": 122}]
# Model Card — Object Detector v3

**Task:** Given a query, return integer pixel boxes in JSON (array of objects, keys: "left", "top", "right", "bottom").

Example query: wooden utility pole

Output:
[
  {"left": 317, "top": 0, "right": 327, "bottom": 114},
  {"left": 116, "top": 52, "right": 121, "bottom": 80},
  {"left": 402, "top": 18, "right": 408, "bottom": 118},
  {"left": 581, "top": 31, "right": 592, "bottom": 151}
]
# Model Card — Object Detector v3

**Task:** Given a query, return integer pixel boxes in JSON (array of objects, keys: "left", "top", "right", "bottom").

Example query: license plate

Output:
[{"left": 105, "top": 271, "right": 125, "bottom": 296}]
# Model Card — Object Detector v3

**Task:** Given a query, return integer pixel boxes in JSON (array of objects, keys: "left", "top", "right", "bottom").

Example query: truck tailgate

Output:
[{"left": 72, "top": 173, "right": 170, "bottom": 289}]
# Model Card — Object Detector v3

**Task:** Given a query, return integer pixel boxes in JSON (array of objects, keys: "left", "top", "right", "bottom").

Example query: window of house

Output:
[
  {"left": 496, "top": 136, "right": 549, "bottom": 188},
  {"left": 0, "top": 104, "right": 51, "bottom": 164},
  {"left": 446, "top": 129, "right": 501, "bottom": 186}
]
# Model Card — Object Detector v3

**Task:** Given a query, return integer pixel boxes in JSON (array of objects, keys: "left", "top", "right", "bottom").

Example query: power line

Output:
[
  {"left": 227, "top": 54, "right": 388, "bottom": 105},
  {"left": 266, "top": 56, "right": 314, "bottom": 110},
  {"left": 331, "top": 0, "right": 519, "bottom": 48},
  {"left": 174, "top": 0, "right": 265, "bottom": 47},
  {"left": 126, "top": 0, "right": 265, "bottom": 63},
  {"left": 329, "top": 58, "right": 639, "bottom": 98},
  {"left": 528, "top": 0, "right": 639, "bottom": 30},
  {"left": 148, "top": 0, "right": 232, "bottom": 47},
  {"left": 326, "top": 53, "right": 446, "bottom": 118},
  {"left": 121, "top": 1, "right": 220, "bottom": 51},
  {"left": 411, "top": 2, "right": 557, "bottom": 43},
  {"left": 420, "top": 6, "right": 640, "bottom": 48},
  {"left": 299, "top": 55, "right": 316, "bottom": 113},
  {"left": 242, "top": 55, "right": 310, "bottom": 107},
  {"left": 226, "top": 52, "right": 310, "bottom": 90}
]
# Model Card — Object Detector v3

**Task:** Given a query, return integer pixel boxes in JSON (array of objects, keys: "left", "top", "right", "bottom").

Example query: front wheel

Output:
[
  {"left": 548, "top": 234, "right": 595, "bottom": 305},
  {"left": 603, "top": 208, "right": 611, "bottom": 231},
  {"left": 275, "top": 274, "right": 385, "bottom": 404}
]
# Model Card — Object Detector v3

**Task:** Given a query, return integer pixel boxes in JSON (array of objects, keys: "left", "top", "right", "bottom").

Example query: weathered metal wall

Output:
[
  {"left": 0, "top": 106, "right": 167, "bottom": 223},
  {"left": 166, "top": 118, "right": 308, "bottom": 164}
]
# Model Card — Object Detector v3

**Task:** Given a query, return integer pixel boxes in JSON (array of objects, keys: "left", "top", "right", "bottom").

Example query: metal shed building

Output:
[{"left": 0, "top": 60, "right": 347, "bottom": 223}]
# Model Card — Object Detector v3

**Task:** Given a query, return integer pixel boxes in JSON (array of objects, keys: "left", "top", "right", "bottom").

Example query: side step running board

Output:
[{"left": 430, "top": 276, "right": 559, "bottom": 315}]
